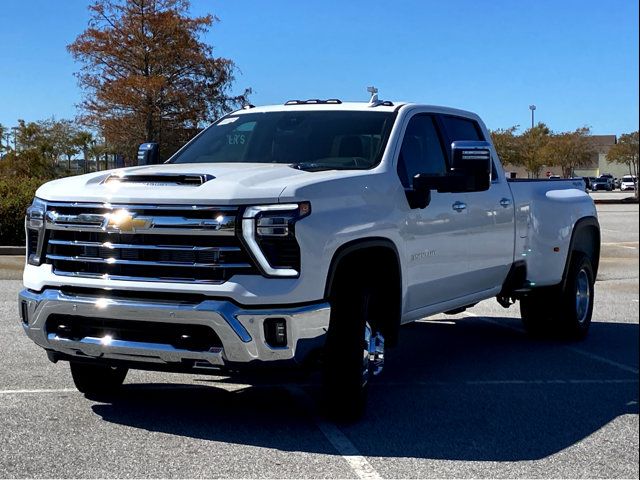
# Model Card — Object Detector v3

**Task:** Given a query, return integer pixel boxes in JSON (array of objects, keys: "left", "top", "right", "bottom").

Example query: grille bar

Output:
[
  {"left": 48, "top": 239, "right": 241, "bottom": 253},
  {"left": 46, "top": 202, "right": 238, "bottom": 212},
  {"left": 52, "top": 270, "right": 227, "bottom": 284},
  {"left": 46, "top": 254, "right": 252, "bottom": 269},
  {"left": 45, "top": 211, "right": 236, "bottom": 236}
]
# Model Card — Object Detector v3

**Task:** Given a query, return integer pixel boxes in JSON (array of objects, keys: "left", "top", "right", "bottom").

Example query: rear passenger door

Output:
[
  {"left": 396, "top": 113, "right": 471, "bottom": 312},
  {"left": 438, "top": 115, "right": 515, "bottom": 294}
]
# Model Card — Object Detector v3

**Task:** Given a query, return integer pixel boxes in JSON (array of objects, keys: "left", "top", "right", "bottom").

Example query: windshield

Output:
[{"left": 169, "top": 110, "right": 395, "bottom": 170}]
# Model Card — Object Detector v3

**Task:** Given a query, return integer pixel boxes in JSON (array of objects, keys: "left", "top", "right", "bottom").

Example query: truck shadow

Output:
[{"left": 91, "top": 317, "right": 639, "bottom": 462}]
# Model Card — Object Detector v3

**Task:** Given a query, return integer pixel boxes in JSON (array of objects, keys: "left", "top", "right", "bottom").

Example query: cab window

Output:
[{"left": 397, "top": 115, "right": 447, "bottom": 188}]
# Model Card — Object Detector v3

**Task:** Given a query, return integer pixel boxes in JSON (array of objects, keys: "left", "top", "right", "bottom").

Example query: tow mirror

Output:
[
  {"left": 449, "top": 140, "right": 492, "bottom": 192},
  {"left": 413, "top": 141, "right": 492, "bottom": 196},
  {"left": 137, "top": 142, "right": 160, "bottom": 166}
]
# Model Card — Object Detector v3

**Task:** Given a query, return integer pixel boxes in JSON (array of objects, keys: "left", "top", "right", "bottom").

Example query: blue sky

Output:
[{"left": 0, "top": 0, "right": 638, "bottom": 135}]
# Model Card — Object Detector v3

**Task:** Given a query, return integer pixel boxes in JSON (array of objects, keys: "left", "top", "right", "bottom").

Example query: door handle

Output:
[
  {"left": 452, "top": 201, "right": 467, "bottom": 212},
  {"left": 499, "top": 198, "right": 512, "bottom": 208}
]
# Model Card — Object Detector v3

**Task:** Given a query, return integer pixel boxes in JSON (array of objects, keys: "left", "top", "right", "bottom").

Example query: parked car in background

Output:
[
  {"left": 620, "top": 175, "right": 637, "bottom": 191},
  {"left": 591, "top": 175, "right": 614, "bottom": 191}
]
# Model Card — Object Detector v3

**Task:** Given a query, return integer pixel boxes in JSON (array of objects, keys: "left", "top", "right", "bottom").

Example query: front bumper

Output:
[{"left": 19, "top": 288, "right": 330, "bottom": 371}]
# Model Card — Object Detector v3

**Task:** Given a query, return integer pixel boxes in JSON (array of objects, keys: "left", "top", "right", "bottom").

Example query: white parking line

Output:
[
  {"left": 565, "top": 346, "right": 640, "bottom": 375},
  {"left": 0, "top": 388, "right": 76, "bottom": 395},
  {"left": 313, "top": 419, "right": 382, "bottom": 480},
  {"left": 602, "top": 241, "right": 639, "bottom": 250},
  {"left": 463, "top": 312, "right": 640, "bottom": 375},
  {"left": 286, "top": 386, "right": 382, "bottom": 480}
]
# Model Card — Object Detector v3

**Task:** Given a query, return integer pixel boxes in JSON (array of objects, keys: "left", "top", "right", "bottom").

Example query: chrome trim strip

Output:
[
  {"left": 52, "top": 270, "right": 225, "bottom": 284},
  {"left": 46, "top": 254, "right": 252, "bottom": 269},
  {"left": 48, "top": 239, "right": 241, "bottom": 253},
  {"left": 45, "top": 202, "right": 238, "bottom": 211},
  {"left": 45, "top": 211, "right": 236, "bottom": 236},
  {"left": 47, "top": 334, "right": 225, "bottom": 365}
]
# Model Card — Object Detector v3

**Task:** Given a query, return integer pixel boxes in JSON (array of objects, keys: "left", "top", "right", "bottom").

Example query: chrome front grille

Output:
[{"left": 42, "top": 203, "right": 258, "bottom": 283}]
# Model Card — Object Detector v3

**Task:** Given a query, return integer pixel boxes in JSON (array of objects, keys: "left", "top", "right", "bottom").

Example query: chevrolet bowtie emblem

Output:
[{"left": 104, "top": 210, "right": 152, "bottom": 233}]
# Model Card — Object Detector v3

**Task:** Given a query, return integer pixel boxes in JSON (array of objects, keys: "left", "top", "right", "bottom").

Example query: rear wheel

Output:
[
  {"left": 520, "top": 252, "right": 594, "bottom": 339},
  {"left": 70, "top": 362, "right": 128, "bottom": 398},
  {"left": 322, "top": 272, "right": 385, "bottom": 421}
]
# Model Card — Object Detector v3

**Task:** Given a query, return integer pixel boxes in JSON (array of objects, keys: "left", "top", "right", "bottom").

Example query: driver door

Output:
[{"left": 397, "top": 113, "right": 471, "bottom": 313}]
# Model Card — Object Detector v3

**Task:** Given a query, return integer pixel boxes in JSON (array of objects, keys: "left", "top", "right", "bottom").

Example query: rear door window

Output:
[{"left": 440, "top": 115, "right": 484, "bottom": 142}]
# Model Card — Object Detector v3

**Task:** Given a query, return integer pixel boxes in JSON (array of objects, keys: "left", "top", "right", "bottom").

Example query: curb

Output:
[{"left": 0, "top": 246, "right": 25, "bottom": 255}]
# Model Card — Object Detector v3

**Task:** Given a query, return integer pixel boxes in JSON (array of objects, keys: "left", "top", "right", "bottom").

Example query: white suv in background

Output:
[{"left": 620, "top": 175, "right": 637, "bottom": 191}]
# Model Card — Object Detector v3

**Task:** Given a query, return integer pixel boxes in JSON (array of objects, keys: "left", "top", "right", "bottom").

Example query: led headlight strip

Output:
[
  {"left": 25, "top": 197, "right": 47, "bottom": 266},
  {"left": 241, "top": 203, "right": 309, "bottom": 277}
]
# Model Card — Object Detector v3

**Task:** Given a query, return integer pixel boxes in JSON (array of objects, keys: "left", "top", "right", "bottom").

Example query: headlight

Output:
[
  {"left": 241, "top": 202, "right": 311, "bottom": 277},
  {"left": 25, "top": 198, "right": 47, "bottom": 266}
]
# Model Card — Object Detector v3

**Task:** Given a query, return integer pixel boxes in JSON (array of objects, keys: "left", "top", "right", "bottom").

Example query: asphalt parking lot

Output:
[{"left": 0, "top": 203, "right": 637, "bottom": 479}]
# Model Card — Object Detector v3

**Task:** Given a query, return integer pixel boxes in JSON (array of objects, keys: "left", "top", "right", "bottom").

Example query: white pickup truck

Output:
[{"left": 20, "top": 96, "right": 600, "bottom": 418}]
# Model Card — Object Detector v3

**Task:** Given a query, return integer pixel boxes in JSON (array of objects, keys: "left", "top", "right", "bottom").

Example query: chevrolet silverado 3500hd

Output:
[{"left": 20, "top": 96, "right": 600, "bottom": 417}]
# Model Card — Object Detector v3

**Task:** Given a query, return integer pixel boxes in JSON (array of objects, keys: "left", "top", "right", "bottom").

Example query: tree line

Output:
[
  {"left": 490, "top": 125, "right": 638, "bottom": 198},
  {"left": 491, "top": 124, "right": 637, "bottom": 179},
  {"left": 0, "top": 120, "right": 112, "bottom": 178}
]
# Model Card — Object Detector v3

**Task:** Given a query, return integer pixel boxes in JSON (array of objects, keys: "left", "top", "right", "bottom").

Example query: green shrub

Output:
[{"left": 0, "top": 177, "right": 48, "bottom": 245}]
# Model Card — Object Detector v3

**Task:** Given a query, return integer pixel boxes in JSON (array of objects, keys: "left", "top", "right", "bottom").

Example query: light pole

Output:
[
  {"left": 11, "top": 127, "right": 19, "bottom": 152},
  {"left": 529, "top": 104, "right": 536, "bottom": 129}
]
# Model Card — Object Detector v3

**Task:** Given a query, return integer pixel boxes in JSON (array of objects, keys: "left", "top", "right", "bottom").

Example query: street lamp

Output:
[
  {"left": 529, "top": 105, "right": 536, "bottom": 129},
  {"left": 11, "top": 127, "right": 19, "bottom": 152}
]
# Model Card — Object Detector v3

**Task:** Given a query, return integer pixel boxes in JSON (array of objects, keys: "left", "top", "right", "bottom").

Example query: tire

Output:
[
  {"left": 70, "top": 362, "right": 128, "bottom": 398},
  {"left": 520, "top": 252, "right": 594, "bottom": 339},
  {"left": 322, "top": 271, "right": 384, "bottom": 421}
]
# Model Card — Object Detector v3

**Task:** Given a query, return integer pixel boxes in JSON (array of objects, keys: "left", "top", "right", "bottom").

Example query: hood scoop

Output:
[{"left": 104, "top": 173, "right": 215, "bottom": 186}]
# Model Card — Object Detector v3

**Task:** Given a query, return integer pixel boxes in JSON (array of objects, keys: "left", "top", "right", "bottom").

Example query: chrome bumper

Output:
[{"left": 19, "top": 289, "right": 330, "bottom": 369}]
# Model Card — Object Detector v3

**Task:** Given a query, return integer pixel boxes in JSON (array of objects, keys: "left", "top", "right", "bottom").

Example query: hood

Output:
[{"left": 35, "top": 163, "right": 340, "bottom": 205}]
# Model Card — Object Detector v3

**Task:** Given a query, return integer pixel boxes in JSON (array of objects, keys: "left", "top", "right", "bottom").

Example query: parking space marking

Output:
[
  {"left": 0, "top": 388, "right": 76, "bottom": 395},
  {"left": 286, "top": 386, "right": 382, "bottom": 480},
  {"left": 602, "top": 241, "right": 639, "bottom": 250},
  {"left": 565, "top": 346, "right": 639, "bottom": 375},
  {"left": 463, "top": 312, "right": 640, "bottom": 375}
]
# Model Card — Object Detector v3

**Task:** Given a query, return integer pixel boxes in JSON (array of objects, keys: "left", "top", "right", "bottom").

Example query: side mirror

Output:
[
  {"left": 137, "top": 142, "right": 160, "bottom": 166},
  {"left": 413, "top": 141, "right": 492, "bottom": 196}
]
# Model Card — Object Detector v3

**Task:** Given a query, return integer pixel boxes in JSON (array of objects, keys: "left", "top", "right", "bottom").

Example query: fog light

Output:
[{"left": 264, "top": 318, "right": 287, "bottom": 348}]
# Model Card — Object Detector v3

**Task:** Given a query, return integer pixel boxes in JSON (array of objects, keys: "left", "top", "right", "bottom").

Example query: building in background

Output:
[{"left": 574, "top": 135, "right": 625, "bottom": 178}]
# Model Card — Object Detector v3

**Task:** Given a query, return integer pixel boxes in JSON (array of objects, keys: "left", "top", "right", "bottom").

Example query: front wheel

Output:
[
  {"left": 520, "top": 252, "right": 594, "bottom": 339},
  {"left": 322, "top": 276, "right": 385, "bottom": 421},
  {"left": 70, "top": 362, "right": 128, "bottom": 398}
]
